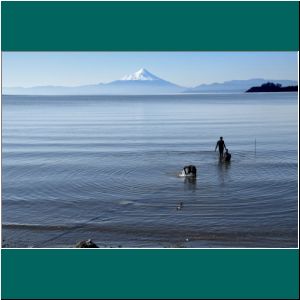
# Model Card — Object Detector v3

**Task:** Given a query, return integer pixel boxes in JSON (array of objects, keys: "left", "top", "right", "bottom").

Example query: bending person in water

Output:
[
  {"left": 215, "top": 136, "right": 227, "bottom": 158},
  {"left": 179, "top": 165, "right": 197, "bottom": 177},
  {"left": 223, "top": 149, "right": 231, "bottom": 162}
]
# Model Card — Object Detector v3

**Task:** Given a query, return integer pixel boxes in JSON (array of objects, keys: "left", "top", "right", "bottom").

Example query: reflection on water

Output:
[
  {"left": 2, "top": 93, "right": 298, "bottom": 248},
  {"left": 184, "top": 177, "right": 197, "bottom": 187},
  {"left": 217, "top": 159, "right": 232, "bottom": 186},
  {"left": 183, "top": 177, "right": 197, "bottom": 194}
]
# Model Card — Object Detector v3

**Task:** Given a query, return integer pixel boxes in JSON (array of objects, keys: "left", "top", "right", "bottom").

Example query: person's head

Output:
[{"left": 220, "top": 136, "right": 223, "bottom": 140}]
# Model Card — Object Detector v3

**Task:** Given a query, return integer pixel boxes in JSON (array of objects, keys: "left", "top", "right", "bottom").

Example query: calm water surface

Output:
[{"left": 2, "top": 93, "right": 298, "bottom": 247}]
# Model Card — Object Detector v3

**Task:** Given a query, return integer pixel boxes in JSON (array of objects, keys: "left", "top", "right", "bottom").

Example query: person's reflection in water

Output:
[
  {"left": 184, "top": 176, "right": 197, "bottom": 191},
  {"left": 217, "top": 158, "right": 231, "bottom": 186}
]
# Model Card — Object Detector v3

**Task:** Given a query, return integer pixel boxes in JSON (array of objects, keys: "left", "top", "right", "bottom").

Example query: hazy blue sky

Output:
[{"left": 2, "top": 52, "right": 298, "bottom": 88}]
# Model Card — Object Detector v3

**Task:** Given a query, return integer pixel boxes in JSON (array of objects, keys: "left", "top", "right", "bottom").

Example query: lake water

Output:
[{"left": 1, "top": 93, "right": 298, "bottom": 248}]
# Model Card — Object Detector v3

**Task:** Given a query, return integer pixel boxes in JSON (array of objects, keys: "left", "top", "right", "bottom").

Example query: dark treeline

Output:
[{"left": 246, "top": 82, "right": 298, "bottom": 93}]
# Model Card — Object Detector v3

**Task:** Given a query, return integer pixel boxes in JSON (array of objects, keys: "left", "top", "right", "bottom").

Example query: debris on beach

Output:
[{"left": 75, "top": 239, "right": 99, "bottom": 248}]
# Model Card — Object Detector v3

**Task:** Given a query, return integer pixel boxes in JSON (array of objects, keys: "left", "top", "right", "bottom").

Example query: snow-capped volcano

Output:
[
  {"left": 108, "top": 68, "right": 184, "bottom": 93},
  {"left": 121, "top": 68, "right": 161, "bottom": 81}
]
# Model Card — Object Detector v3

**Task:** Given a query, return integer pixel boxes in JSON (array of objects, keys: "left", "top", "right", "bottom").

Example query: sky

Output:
[{"left": 2, "top": 52, "right": 298, "bottom": 88}]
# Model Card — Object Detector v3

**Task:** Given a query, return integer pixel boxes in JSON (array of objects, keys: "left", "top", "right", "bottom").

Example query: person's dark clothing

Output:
[{"left": 216, "top": 140, "right": 226, "bottom": 157}]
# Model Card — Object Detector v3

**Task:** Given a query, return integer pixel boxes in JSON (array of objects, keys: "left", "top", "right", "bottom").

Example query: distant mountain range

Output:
[{"left": 3, "top": 68, "right": 298, "bottom": 95}]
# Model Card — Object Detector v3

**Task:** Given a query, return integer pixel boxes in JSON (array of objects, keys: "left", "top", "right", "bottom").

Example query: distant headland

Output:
[{"left": 246, "top": 82, "right": 298, "bottom": 93}]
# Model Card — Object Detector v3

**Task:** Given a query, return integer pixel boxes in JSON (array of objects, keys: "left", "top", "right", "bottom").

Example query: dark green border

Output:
[
  {"left": 1, "top": 1, "right": 299, "bottom": 51},
  {"left": 1, "top": 1, "right": 299, "bottom": 299},
  {"left": 2, "top": 250, "right": 299, "bottom": 299}
]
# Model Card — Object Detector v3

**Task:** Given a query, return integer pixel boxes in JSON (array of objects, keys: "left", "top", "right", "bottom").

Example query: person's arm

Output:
[
  {"left": 224, "top": 142, "right": 227, "bottom": 150},
  {"left": 215, "top": 141, "right": 218, "bottom": 151}
]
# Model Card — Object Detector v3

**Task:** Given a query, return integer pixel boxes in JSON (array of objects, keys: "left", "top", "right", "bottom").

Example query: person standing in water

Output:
[{"left": 215, "top": 136, "right": 227, "bottom": 158}]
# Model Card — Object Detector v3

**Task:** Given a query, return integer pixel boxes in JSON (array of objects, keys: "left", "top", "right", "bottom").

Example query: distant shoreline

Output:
[
  {"left": 2, "top": 91, "right": 298, "bottom": 97},
  {"left": 246, "top": 82, "right": 298, "bottom": 93},
  {"left": 3, "top": 75, "right": 298, "bottom": 96}
]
